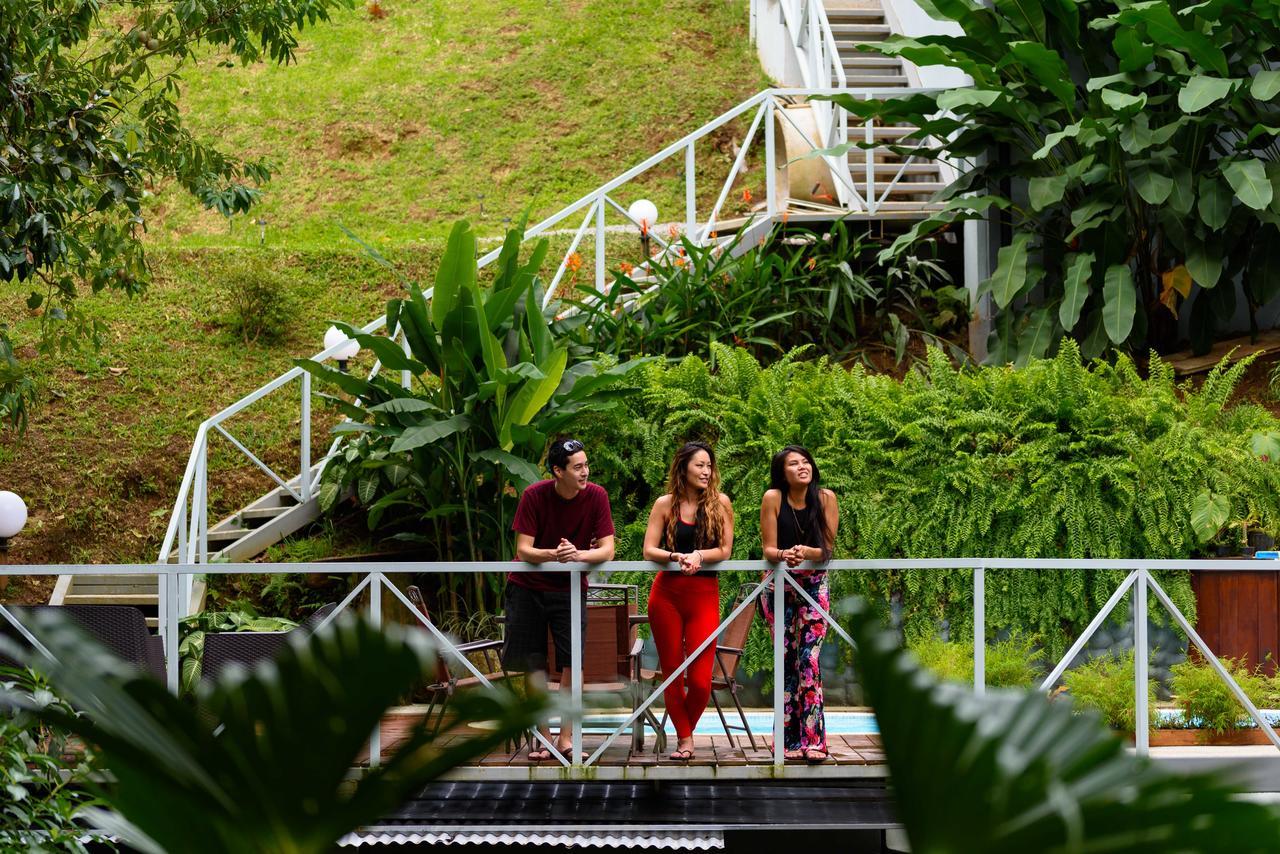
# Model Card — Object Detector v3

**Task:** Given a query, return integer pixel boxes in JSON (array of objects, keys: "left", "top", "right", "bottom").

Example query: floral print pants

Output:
[{"left": 760, "top": 570, "right": 828, "bottom": 752}]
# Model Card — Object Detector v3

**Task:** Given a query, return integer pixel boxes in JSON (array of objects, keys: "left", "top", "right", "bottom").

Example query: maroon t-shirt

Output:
[{"left": 509, "top": 480, "right": 615, "bottom": 591}]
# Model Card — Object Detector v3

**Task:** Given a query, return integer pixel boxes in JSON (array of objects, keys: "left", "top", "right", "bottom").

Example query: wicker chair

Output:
[
  {"left": 200, "top": 602, "right": 337, "bottom": 685},
  {"left": 0, "top": 604, "right": 165, "bottom": 680}
]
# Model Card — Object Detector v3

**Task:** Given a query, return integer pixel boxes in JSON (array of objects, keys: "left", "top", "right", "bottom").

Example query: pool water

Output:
[{"left": 563, "top": 710, "right": 880, "bottom": 736}]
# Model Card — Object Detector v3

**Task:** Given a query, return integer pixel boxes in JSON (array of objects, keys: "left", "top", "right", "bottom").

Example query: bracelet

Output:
[{"left": 669, "top": 551, "right": 677, "bottom": 564}]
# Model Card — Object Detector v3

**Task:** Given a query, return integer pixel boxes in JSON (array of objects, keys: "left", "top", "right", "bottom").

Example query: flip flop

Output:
[{"left": 668, "top": 748, "right": 694, "bottom": 761}]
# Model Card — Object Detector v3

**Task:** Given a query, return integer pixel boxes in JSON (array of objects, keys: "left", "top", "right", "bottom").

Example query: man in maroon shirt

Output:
[{"left": 504, "top": 437, "right": 615, "bottom": 760}]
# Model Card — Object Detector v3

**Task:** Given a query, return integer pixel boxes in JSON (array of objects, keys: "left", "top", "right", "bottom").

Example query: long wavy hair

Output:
[
  {"left": 769, "top": 445, "right": 832, "bottom": 560},
  {"left": 664, "top": 441, "right": 726, "bottom": 550}
]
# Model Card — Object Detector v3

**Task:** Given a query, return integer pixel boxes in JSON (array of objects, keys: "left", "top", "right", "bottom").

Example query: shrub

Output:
[
  {"left": 908, "top": 631, "right": 1041, "bottom": 688},
  {"left": 1170, "top": 656, "right": 1269, "bottom": 735},
  {"left": 1062, "top": 652, "right": 1158, "bottom": 732},
  {"left": 220, "top": 259, "right": 294, "bottom": 344},
  {"left": 985, "top": 632, "right": 1042, "bottom": 688},
  {"left": 909, "top": 636, "right": 972, "bottom": 684}
]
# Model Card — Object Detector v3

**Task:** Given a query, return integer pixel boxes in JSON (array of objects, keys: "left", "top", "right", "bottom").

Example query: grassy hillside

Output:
[
  {"left": 151, "top": 0, "right": 771, "bottom": 247},
  {"left": 0, "top": 0, "right": 769, "bottom": 588}
]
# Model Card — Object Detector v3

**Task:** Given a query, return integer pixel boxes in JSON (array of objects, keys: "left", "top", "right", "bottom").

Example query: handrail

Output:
[
  {"left": 156, "top": 85, "right": 964, "bottom": 596},
  {"left": 7, "top": 557, "right": 1279, "bottom": 769}
]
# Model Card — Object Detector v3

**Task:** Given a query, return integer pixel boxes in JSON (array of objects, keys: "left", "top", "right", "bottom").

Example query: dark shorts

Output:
[{"left": 501, "top": 582, "right": 588, "bottom": 674}]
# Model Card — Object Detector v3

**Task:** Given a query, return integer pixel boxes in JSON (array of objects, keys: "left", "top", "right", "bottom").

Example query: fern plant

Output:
[{"left": 585, "top": 342, "right": 1280, "bottom": 669}]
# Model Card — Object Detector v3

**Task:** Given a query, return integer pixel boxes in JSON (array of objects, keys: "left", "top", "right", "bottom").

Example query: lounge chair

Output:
[
  {"left": 200, "top": 602, "right": 337, "bottom": 685},
  {"left": 0, "top": 604, "right": 165, "bottom": 680}
]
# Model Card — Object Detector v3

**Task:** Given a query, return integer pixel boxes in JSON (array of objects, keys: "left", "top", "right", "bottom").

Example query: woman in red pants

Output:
[{"left": 642, "top": 441, "right": 735, "bottom": 761}]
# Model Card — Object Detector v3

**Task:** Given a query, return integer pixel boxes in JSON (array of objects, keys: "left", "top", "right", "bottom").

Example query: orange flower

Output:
[
  {"left": 781, "top": 210, "right": 791, "bottom": 224},
  {"left": 566, "top": 252, "right": 583, "bottom": 272},
  {"left": 708, "top": 230, "right": 718, "bottom": 240},
  {"left": 667, "top": 223, "right": 680, "bottom": 240},
  {"left": 806, "top": 257, "right": 816, "bottom": 271},
  {"left": 619, "top": 261, "right": 635, "bottom": 275},
  {"left": 677, "top": 246, "right": 686, "bottom": 257},
  {"left": 742, "top": 188, "right": 753, "bottom": 203},
  {"left": 675, "top": 256, "right": 688, "bottom": 269}
]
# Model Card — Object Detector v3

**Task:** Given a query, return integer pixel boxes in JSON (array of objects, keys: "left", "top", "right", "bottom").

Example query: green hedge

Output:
[{"left": 583, "top": 342, "right": 1280, "bottom": 668}]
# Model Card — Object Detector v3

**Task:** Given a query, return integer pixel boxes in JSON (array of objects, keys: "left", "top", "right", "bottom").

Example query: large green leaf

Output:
[
  {"left": 1169, "top": 166, "right": 1195, "bottom": 215},
  {"left": 1253, "top": 69, "right": 1280, "bottom": 100},
  {"left": 1132, "top": 168, "right": 1173, "bottom": 205},
  {"left": 994, "top": 0, "right": 1046, "bottom": 42},
  {"left": 471, "top": 448, "right": 542, "bottom": 488},
  {"left": 839, "top": 596, "right": 1280, "bottom": 852},
  {"left": 499, "top": 346, "right": 568, "bottom": 450},
  {"left": 295, "top": 358, "right": 376, "bottom": 400},
  {"left": 1197, "top": 175, "right": 1232, "bottom": 229},
  {"left": 1186, "top": 238, "right": 1224, "bottom": 287},
  {"left": 432, "top": 220, "right": 477, "bottom": 328},
  {"left": 389, "top": 413, "right": 471, "bottom": 453},
  {"left": 1100, "top": 88, "right": 1146, "bottom": 114},
  {"left": 329, "top": 322, "right": 427, "bottom": 376},
  {"left": 1115, "top": 4, "right": 1228, "bottom": 76},
  {"left": 1005, "top": 41, "right": 1073, "bottom": 106},
  {"left": 1190, "top": 490, "right": 1230, "bottom": 542},
  {"left": 1014, "top": 306, "right": 1057, "bottom": 366},
  {"left": 1029, "top": 174, "right": 1069, "bottom": 211},
  {"left": 987, "top": 233, "right": 1036, "bottom": 309},
  {"left": 1059, "top": 252, "right": 1094, "bottom": 329},
  {"left": 1178, "top": 75, "right": 1238, "bottom": 113},
  {"left": 1102, "top": 264, "right": 1136, "bottom": 344},
  {"left": 0, "top": 611, "right": 548, "bottom": 854},
  {"left": 1223, "top": 158, "right": 1274, "bottom": 210}
]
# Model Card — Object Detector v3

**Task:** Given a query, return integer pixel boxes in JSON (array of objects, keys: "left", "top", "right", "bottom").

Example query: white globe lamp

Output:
[
  {"left": 324, "top": 326, "right": 361, "bottom": 372},
  {"left": 0, "top": 491, "right": 28, "bottom": 550},
  {"left": 628, "top": 199, "right": 659, "bottom": 258}
]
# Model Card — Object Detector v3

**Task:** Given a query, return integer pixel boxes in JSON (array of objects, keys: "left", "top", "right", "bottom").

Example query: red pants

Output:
[{"left": 648, "top": 573, "right": 720, "bottom": 739}]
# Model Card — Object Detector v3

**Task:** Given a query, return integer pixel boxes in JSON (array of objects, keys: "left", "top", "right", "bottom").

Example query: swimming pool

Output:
[{"left": 555, "top": 708, "right": 1280, "bottom": 736}]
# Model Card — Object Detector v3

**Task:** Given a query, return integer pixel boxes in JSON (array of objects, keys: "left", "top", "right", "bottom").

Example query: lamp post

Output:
[
  {"left": 0, "top": 491, "right": 28, "bottom": 551},
  {"left": 324, "top": 326, "right": 361, "bottom": 373},
  {"left": 628, "top": 199, "right": 658, "bottom": 261}
]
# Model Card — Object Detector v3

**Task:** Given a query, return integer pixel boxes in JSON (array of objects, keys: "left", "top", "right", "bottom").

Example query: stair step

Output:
[
  {"left": 838, "top": 54, "right": 902, "bottom": 67},
  {"left": 238, "top": 506, "right": 289, "bottom": 521},
  {"left": 830, "top": 23, "right": 892, "bottom": 38},
  {"left": 63, "top": 593, "right": 159, "bottom": 606},
  {"left": 860, "top": 163, "right": 942, "bottom": 175},
  {"left": 871, "top": 181, "right": 947, "bottom": 193},
  {"left": 207, "top": 526, "right": 252, "bottom": 543},
  {"left": 824, "top": 6, "right": 887, "bottom": 21},
  {"left": 843, "top": 75, "right": 909, "bottom": 86}
]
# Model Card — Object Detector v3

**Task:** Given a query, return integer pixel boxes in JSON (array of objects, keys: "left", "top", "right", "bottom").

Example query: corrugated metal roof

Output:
[{"left": 337, "top": 830, "right": 724, "bottom": 849}]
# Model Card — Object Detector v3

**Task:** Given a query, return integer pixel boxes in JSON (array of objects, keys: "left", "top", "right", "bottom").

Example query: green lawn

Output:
[
  {"left": 0, "top": 0, "right": 770, "bottom": 582},
  {"left": 153, "top": 0, "right": 771, "bottom": 247}
]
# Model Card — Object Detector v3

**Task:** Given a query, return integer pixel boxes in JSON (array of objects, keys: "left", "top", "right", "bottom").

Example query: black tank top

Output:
[
  {"left": 665, "top": 516, "right": 719, "bottom": 579},
  {"left": 777, "top": 498, "right": 824, "bottom": 551}
]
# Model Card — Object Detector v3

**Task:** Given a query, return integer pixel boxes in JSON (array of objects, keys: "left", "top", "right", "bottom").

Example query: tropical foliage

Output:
[
  {"left": 0, "top": 667, "right": 110, "bottom": 851},
  {"left": 585, "top": 342, "right": 1280, "bottom": 665},
  {"left": 300, "top": 221, "right": 646, "bottom": 583},
  {"left": 1060, "top": 651, "right": 1159, "bottom": 732},
  {"left": 844, "top": 596, "right": 1280, "bottom": 852},
  {"left": 0, "top": 610, "right": 547, "bottom": 854},
  {"left": 908, "top": 631, "right": 1042, "bottom": 688},
  {"left": 1170, "top": 655, "right": 1271, "bottom": 735},
  {"left": 177, "top": 611, "right": 298, "bottom": 696},
  {"left": 818, "top": 0, "right": 1280, "bottom": 360},
  {"left": 562, "top": 222, "right": 963, "bottom": 364}
]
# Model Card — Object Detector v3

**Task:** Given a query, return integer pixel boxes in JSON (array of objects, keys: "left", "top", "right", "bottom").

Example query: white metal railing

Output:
[
  {"left": 8, "top": 558, "right": 1279, "bottom": 771},
  {"left": 155, "top": 87, "right": 972, "bottom": 606}
]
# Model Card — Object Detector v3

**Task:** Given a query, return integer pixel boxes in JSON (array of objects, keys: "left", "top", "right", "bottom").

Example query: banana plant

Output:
[
  {"left": 814, "top": 0, "right": 1280, "bottom": 362},
  {"left": 298, "top": 220, "right": 647, "bottom": 574}
]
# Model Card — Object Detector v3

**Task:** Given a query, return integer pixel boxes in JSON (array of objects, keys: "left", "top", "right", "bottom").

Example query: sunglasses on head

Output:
[{"left": 559, "top": 439, "right": 584, "bottom": 454}]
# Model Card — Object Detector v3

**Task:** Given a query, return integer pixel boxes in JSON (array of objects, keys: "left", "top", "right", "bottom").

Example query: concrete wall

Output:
[{"left": 755, "top": 0, "right": 804, "bottom": 84}]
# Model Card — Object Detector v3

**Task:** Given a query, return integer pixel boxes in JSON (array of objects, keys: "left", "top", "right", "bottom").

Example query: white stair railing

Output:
[{"left": 155, "top": 88, "right": 968, "bottom": 619}]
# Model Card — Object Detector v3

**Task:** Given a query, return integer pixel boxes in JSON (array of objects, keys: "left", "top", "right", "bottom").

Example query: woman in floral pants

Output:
[{"left": 759, "top": 445, "right": 839, "bottom": 762}]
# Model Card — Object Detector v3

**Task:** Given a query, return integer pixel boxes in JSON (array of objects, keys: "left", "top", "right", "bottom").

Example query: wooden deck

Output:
[{"left": 357, "top": 712, "right": 888, "bottom": 780}]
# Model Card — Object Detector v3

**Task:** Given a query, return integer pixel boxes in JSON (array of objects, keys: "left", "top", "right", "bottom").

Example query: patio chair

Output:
[
  {"left": 638, "top": 581, "right": 760, "bottom": 750},
  {"left": 404, "top": 585, "right": 508, "bottom": 737},
  {"left": 0, "top": 604, "right": 165, "bottom": 681},
  {"left": 200, "top": 602, "right": 337, "bottom": 685}
]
